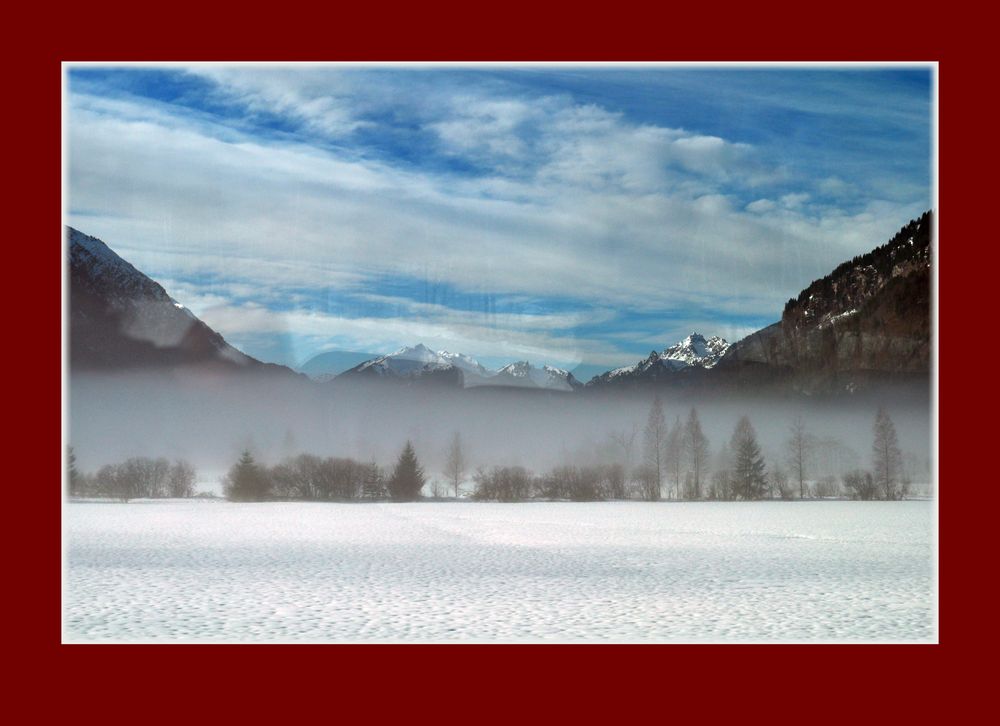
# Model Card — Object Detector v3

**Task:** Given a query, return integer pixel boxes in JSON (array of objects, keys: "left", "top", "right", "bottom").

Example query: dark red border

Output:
[{"left": 11, "top": 3, "right": 982, "bottom": 719}]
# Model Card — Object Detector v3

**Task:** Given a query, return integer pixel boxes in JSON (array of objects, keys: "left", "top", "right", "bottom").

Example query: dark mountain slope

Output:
[
  {"left": 68, "top": 227, "right": 296, "bottom": 377},
  {"left": 715, "top": 211, "right": 932, "bottom": 391}
]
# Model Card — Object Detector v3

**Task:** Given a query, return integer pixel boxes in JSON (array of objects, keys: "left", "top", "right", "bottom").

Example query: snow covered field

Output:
[{"left": 64, "top": 500, "right": 935, "bottom": 642}]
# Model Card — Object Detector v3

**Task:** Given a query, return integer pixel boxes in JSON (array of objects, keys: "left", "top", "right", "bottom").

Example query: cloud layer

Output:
[{"left": 66, "top": 66, "right": 932, "bottom": 369}]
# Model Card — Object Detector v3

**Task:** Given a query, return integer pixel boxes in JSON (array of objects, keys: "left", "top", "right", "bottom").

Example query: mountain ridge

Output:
[
  {"left": 68, "top": 211, "right": 932, "bottom": 396},
  {"left": 68, "top": 227, "right": 298, "bottom": 378},
  {"left": 713, "top": 211, "right": 932, "bottom": 392}
]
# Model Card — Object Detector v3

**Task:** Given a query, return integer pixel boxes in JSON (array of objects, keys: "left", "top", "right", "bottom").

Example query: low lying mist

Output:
[{"left": 68, "top": 369, "right": 932, "bottom": 496}]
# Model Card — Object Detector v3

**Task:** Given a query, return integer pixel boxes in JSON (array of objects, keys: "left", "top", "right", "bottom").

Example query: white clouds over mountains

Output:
[{"left": 66, "top": 66, "right": 930, "bottom": 368}]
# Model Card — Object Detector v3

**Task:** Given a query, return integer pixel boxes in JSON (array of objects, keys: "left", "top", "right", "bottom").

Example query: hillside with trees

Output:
[{"left": 717, "top": 212, "right": 932, "bottom": 392}]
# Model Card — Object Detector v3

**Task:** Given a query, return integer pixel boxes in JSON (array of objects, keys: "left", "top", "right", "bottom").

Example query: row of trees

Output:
[
  {"left": 68, "top": 451, "right": 197, "bottom": 502},
  {"left": 468, "top": 403, "right": 909, "bottom": 502},
  {"left": 68, "top": 404, "right": 913, "bottom": 504},
  {"left": 223, "top": 442, "right": 426, "bottom": 502},
  {"left": 633, "top": 397, "right": 911, "bottom": 501}
]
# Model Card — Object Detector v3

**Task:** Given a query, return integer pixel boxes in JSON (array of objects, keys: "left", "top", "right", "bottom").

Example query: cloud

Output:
[
  {"left": 198, "top": 301, "right": 627, "bottom": 369},
  {"left": 66, "top": 67, "right": 931, "bottom": 366},
  {"left": 190, "top": 66, "right": 368, "bottom": 138}
]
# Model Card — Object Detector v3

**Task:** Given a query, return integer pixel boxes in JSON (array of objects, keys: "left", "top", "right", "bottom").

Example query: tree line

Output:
[
  {"left": 466, "top": 400, "right": 914, "bottom": 502},
  {"left": 68, "top": 403, "right": 917, "bottom": 503},
  {"left": 68, "top": 451, "right": 196, "bottom": 502},
  {"left": 222, "top": 441, "right": 426, "bottom": 502},
  {"left": 624, "top": 397, "right": 913, "bottom": 502}
]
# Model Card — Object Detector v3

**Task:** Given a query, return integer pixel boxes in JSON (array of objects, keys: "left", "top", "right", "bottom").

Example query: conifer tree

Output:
[
  {"left": 730, "top": 416, "right": 767, "bottom": 500},
  {"left": 224, "top": 450, "right": 269, "bottom": 502},
  {"left": 388, "top": 441, "right": 425, "bottom": 501}
]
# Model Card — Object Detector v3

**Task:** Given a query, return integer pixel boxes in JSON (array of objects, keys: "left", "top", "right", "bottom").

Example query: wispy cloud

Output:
[{"left": 66, "top": 65, "right": 932, "bottom": 368}]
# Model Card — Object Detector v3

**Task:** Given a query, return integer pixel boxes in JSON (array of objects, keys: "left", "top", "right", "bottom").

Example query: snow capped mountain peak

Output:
[
  {"left": 496, "top": 361, "right": 580, "bottom": 391},
  {"left": 438, "top": 350, "right": 489, "bottom": 375},
  {"left": 389, "top": 343, "right": 439, "bottom": 361},
  {"left": 342, "top": 346, "right": 580, "bottom": 391},
  {"left": 498, "top": 360, "right": 531, "bottom": 377},
  {"left": 587, "top": 332, "right": 731, "bottom": 386},
  {"left": 661, "top": 332, "right": 730, "bottom": 368}
]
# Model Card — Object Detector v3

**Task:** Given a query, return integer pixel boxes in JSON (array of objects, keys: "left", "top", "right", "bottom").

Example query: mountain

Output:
[
  {"left": 493, "top": 361, "right": 583, "bottom": 391},
  {"left": 715, "top": 211, "right": 932, "bottom": 392},
  {"left": 68, "top": 227, "right": 295, "bottom": 377},
  {"left": 337, "top": 344, "right": 580, "bottom": 390},
  {"left": 298, "top": 349, "right": 379, "bottom": 380},
  {"left": 587, "top": 333, "right": 730, "bottom": 387},
  {"left": 662, "top": 333, "right": 730, "bottom": 367},
  {"left": 339, "top": 344, "right": 479, "bottom": 386}
]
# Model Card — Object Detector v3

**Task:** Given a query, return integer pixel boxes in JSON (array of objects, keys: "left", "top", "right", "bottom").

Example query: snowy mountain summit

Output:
[
  {"left": 587, "top": 333, "right": 730, "bottom": 386},
  {"left": 351, "top": 344, "right": 496, "bottom": 377},
  {"left": 340, "top": 344, "right": 580, "bottom": 390},
  {"left": 661, "top": 333, "right": 730, "bottom": 368},
  {"left": 495, "top": 361, "right": 582, "bottom": 391}
]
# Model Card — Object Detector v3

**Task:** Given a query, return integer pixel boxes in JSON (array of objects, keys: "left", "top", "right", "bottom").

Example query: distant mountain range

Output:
[
  {"left": 67, "top": 211, "right": 932, "bottom": 394},
  {"left": 336, "top": 343, "right": 583, "bottom": 391}
]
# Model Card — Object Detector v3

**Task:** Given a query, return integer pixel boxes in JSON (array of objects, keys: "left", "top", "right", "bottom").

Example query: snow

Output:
[
  {"left": 660, "top": 333, "right": 731, "bottom": 368},
  {"left": 437, "top": 350, "right": 488, "bottom": 376},
  {"left": 591, "top": 334, "right": 731, "bottom": 385},
  {"left": 64, "top": 500, "right": 935, "bottom": 642},
  {"left": 819, "top": 309, "right": 859, "bottom": 329},
  {"left": 496, "top": 361, "right": 576, "bottom": 390}
]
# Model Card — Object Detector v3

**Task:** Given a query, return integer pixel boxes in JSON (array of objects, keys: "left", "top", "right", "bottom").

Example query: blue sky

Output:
[{"left": 66, "top": 64, "right": 933, "bottom": 377}]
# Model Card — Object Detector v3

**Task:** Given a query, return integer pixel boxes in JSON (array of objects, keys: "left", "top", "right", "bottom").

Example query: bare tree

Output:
[
  {"left": 642, "top": 394, "right": 667, "bottom": 501},
  {"left": 167, "top": 460, "right": 196, "bottom": 498},
  {"left": 95, "top": 463, "right": 130, "bottom": 502},
  {"left": 683, "top": 408, "right": 710, "bottom": 500},
  {"left": 444, "top": 431, "right": 467, "bottom": 498},
  {"left": 785, "top": 414, "right": 814, "bottom": 499},
  {"left": 872, "top": 407, "right": 904, "bottom": 500},
  {"left": 843, "top": 469, "right": 877, "bottom": 500},
  {"left": 665, "top": 416, "right": 684, "bottom": 499},
  {"left": 813, "top": 475, "right": 841, "bottom": 498},
  {"left": 769, "top": 462, "right": 794, "bottom": 500},
  {"left": 609, "top": 423, "right": 639, "bottom": 497},
  {"left": 709, "top": 441, "right": 734, "bottom": 500},
  {"left": 474, "top": 466, "right": 534, "bottom": 502},
  {"left": 599, "top": 462, "right": 627, "bottom": 500}
]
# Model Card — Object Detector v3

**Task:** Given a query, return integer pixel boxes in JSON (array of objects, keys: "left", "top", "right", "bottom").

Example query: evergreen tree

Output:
[
  {"left": 224, "top": 450, "right": 270, "bottom": 502},
  {"left": 388, "top": 441, "right": 425, "bottom": 501},
  {"left": 730, "top": 416, "right": 767, "bottom": 500},
  {"left": 68, "top": 446, "right": 81, "bottom": 496}
]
